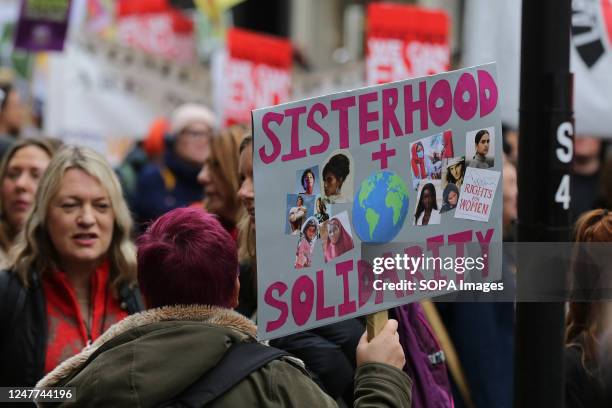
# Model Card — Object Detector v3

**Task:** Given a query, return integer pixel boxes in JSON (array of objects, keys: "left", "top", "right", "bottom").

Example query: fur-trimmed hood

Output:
[{"left": 36, "top": 305, "right": 260, "bottom": 406}]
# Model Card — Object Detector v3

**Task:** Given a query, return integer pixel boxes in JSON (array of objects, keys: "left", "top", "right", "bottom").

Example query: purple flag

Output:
[{"left": 14, "top": 0, "right": 72, "bottom": 52}]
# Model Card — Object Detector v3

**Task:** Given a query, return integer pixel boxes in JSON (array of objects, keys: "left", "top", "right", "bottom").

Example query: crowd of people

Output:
[{"left": 0, "top": 85, "right": 609, "bottom": 408}]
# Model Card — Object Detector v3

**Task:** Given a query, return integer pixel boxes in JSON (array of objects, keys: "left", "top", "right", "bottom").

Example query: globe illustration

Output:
[{"left": 352, "top": 171, "right": 410, "bottom": 243}]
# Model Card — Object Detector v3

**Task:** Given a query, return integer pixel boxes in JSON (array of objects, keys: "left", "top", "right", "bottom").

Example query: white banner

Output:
[
  {"left": 44, "top": 35, "right": 210, "bottom": 165},
  {"left": 462, "top": 0, "right": 612, "bottom": 139}
]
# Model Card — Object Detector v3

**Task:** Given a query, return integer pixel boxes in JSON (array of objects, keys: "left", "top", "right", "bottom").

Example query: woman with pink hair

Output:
[{"left": 323, "top": 217, "right": 354, "bottom": 262}]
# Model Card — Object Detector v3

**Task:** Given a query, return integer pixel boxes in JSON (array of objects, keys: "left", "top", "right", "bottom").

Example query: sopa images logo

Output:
[{"left": 571, "top": 0, "right": 612, "bottom": 68}]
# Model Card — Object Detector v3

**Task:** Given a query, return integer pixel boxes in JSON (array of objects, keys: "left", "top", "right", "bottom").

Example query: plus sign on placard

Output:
[{"left": 372, "top": 142, "right": 396, "bottom": 169}]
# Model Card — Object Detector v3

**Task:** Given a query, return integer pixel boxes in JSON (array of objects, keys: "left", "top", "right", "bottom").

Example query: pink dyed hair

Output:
[{"left": 137, "top": 207, "right": 238, "bottom": 308}]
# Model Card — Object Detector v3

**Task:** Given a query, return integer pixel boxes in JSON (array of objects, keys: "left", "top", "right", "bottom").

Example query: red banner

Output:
[
  {"left": 115, "top": 0, "right": 194, "bottom": 62},
  {"left": 366, "top": 3, "right": 450, "bottom": 85},
  {"left": 223, "top": 28, "right": 292, "bottom": 126}
]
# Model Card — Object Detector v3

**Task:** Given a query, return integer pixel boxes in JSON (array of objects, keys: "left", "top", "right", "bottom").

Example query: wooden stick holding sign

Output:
[{"left": 366, "top": 310, "right": 388, "bottom": 341}]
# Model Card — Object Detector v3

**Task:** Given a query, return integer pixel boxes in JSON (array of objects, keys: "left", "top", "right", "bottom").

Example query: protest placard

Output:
[
  {"left": 366, "top": 3, "right": 450, "bottom": 85},
  {"left": 220, "top": 28, "right": 292, "bottom": 126},
  {"left": 13, "top": 0, "right": 72, "bottom": 51},
  {"left": 44, "top": 35, "right": 209, "bottom": 165},
  {"left": 116, "top": 0, "right": 196, "bottom": 63},
  {"left": 252, "top": 63, "right": 504, "bottom": 340}
]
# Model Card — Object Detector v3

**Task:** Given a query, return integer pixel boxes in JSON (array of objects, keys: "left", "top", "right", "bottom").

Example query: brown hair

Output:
[
  {"left": 565, "top": 209, "right": 612, "bottom": 373},
  {"left": 237, "top": 135, "right": 255, "bottom": 264},
  {"left": 0, "top": 138, "right": 59, "bottom": 252},
  {"left": 205, "top": 125, "right": 248, "bottom": 226}
]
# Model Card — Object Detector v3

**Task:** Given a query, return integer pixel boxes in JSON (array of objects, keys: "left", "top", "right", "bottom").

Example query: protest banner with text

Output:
[
  {"left": 366, "top": 3, "right": 450, "bottom": 85},
  {"left": 252, "top": 63, "right": 504, "bottom": 340},
  {"left": 222, "top": 28, "right": 292, "bottom": 126}
]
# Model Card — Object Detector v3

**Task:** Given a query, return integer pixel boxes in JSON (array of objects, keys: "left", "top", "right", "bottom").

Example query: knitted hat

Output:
[
  {"left": 170, "top": 103, "right": 217, "bottom": 135},
  {"left": 142, "top": 117, "right": 169, "bottom": 157}
]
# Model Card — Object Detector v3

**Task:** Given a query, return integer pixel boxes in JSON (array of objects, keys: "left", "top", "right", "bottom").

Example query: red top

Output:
[{"left": 43, "top": 261, "right": 128, "bottom": 374}]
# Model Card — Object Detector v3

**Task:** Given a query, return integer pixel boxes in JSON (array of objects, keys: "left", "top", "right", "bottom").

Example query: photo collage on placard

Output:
[
  {"left": 287, "top": 151, "right": 356, "bottom": 269},
  {"left": 454, "top": 126, "right": 500, "bottom": 223},
  {"left": 408, "top": 127, "right": 499, "bottom": 225},
  {"left": 409, "top": 130, "right": 454, "bottom": 225}
]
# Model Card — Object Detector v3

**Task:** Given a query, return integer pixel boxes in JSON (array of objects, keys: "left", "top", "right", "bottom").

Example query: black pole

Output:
[{"left": 515, "top": 1, "right": 573, "bottom": 407}]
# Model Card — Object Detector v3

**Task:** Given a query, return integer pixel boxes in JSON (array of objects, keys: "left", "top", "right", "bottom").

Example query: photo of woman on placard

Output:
[
  {"left": 314, "top": 196, "right": 329, "bottom": 224},
  {"left": 440, "top": 183, "right": 459, "bottom": 214},
  {"left": 468, "top": 129, "right": 494, "bottom": 169},
  {"left": 301, "top": 168, "right": 316, "bottom": 195},
  {"left": 322, "top": 214, "right": 354, "bottom": 262},
  {"left": 295, "top": 217, "right": 318, "bottom": 269},
  {"left": 414, "top": 182, "right": 441, "bottom": 226},
  {"left": 322, "top": 153, "right": 351, "bottom": 204},
  {"left": 409, "top": 132, "right": 451, "bottom": 190},
  {"left": 444, "top": 157, "right": 466, "bottom": 189},
  {"left": 288, "top": 195, "right": 307, "bottom": 234}
]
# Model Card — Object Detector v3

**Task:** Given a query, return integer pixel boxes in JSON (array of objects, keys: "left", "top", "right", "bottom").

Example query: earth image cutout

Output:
[{"left": 352, "top": 171, "right": 409, "bottom": 243}]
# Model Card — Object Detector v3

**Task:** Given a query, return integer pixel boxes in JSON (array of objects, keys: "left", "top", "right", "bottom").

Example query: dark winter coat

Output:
[
  {"left": 133, "top": 143, "right": 203, "bottom": 227},
  {"left": 37, "top": 305, "right": 412, "bottom": 408}
]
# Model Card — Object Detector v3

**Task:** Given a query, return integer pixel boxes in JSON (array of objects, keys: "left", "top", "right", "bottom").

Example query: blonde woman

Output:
[
  {"left": 197, "top": 124, "right": 248, "bottom": 238},
  {"left": 0, "top": 146, "right": 142, "bottom": 387},
  {"left": 0, "top": 138, "right": 59, "bottom": 264}
]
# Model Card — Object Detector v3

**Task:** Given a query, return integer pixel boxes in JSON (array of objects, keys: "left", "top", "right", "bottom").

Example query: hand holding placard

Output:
[{"left": 358, "top": 318, "right": 405, "bottom": 370}]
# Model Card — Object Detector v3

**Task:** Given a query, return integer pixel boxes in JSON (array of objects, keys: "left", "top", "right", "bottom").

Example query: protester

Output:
[
  {"left": 468, "top": 130, "right": 493, "bottom": 169},
  {"left": 0, "top": 83, "right": 26, "bottom": 159},
  {"left": 236, "top": 136, "right": 257, "bottom": 318},
  {"left": 116, "top": 117, "right": 169, "bottom": 207},
  {"left": 0, "top": 138, "right": 59, "bottom": 263},
  {"left": 237, "top": 137, "right": 365, "bottom": 405},
  {"left": 502, "top": 124, "right": 519, "bottom": 164},
  {"left": 37, "top": 208, "right": 411, "bottom": 408},
  {"left": 415, "top": 182, "right": 441, "bottom": 225},
  {"left": 595, "top": 155, "right": 612, "bottom": 209},
  {"left": 565, "top": 209, "right": 612, "bottom": 408},
  {"left": 0, "top": 146, "right": 142, "bottom": 386},
  {"left": 571, "top": 136, "right": 605, "bottom": 222},
  {"left": 503, "top": 158, "right": 518, "bottom": 241},
  {"left": 133, "top": 104, "right": 216, "bottom": 228},
  {"left": 197, "top": 124, "right": 248, "bottom": 237}
]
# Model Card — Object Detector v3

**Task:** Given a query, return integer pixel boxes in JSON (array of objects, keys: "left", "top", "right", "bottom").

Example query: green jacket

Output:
[{"left": 37, "top": 305, "right": 411, "bottom": 407}]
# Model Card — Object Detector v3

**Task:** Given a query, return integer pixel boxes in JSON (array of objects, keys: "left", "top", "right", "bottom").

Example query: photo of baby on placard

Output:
[
  {"left": 466, "top": 127, "right": 495, "bottom": 169},
  {"left": 320, "top": 211, "right": 354, "bottom": 262},
  {"left": 409, "top": 130, "right": 454, "bottom": 190},
  {"left": 413, "top": 180, "right": 443, "bottom": 226}
]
